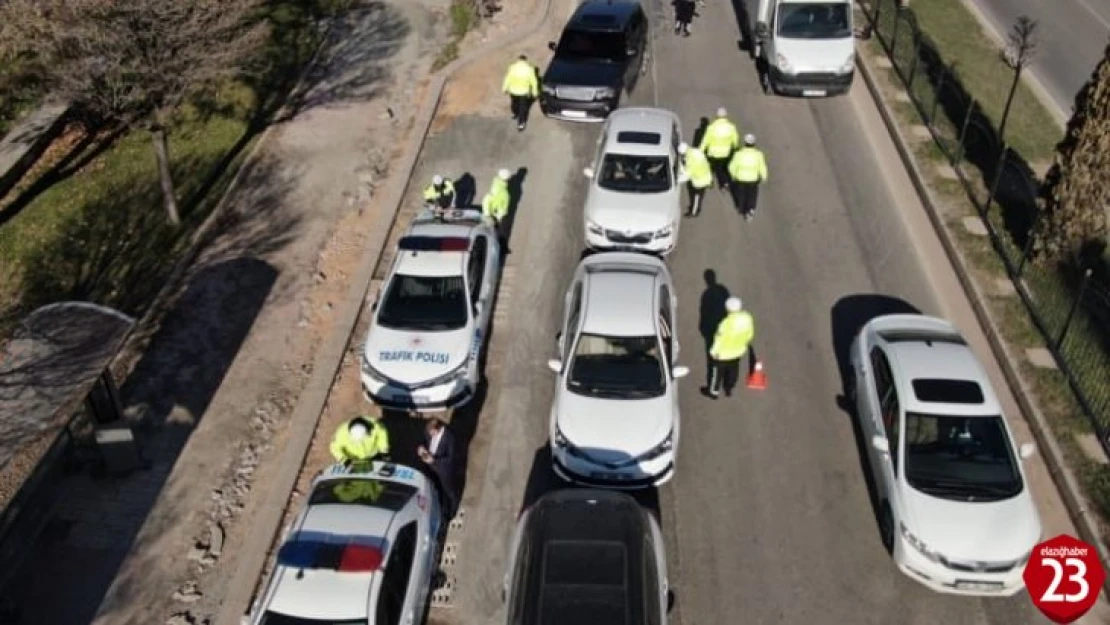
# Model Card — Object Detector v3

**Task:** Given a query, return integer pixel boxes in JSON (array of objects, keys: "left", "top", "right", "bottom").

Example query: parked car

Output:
[
  {"left": 540, "top": 0, "right": 650, "bottom": 122},
  {"left": 502, "top": 489, "right": 672, "bottom": 624},
  {"left": 547, "top": 252, "right": 689, "bottom": 489},
  {"left": 754, "top": 0, "right": 855, "bottom": 97},
  {"left": 849, "top": 314, "right": 1042, "bottom": 596},
  {"left": 582, "top": 108, "right": 685, "bottom": 256},
  {"left": 245, "top": 462, "right": 445, "bottom": 625},
  {"left": 360, "top": 208, "right": 502, "bottom": 412}
]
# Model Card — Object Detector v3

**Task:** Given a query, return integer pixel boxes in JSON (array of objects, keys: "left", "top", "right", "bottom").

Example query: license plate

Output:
[
  {"left": 954, "top": 581, "right": 1002, "bottom": 591},
  {"left": 592, "top": 471, "right": 625, "bottom": 481},
  {"left": 562, "top": 109, "right": 587, "bottom": 118},
  {"left": 802, "top": 89, "right": 827, "bottom": 97}
]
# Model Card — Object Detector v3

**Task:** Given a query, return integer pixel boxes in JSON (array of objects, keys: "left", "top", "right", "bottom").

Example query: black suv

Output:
[{"left": 540, "top": 0, "right": 649, "bottom": 122}]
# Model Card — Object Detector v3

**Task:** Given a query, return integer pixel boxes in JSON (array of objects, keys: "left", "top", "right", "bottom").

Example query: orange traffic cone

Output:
[{"left": 746, "top": 360, "right": 767, "bottom": 390}]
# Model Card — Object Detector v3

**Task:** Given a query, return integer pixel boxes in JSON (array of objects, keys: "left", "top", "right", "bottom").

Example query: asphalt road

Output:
[
  {"left": 440, "top": 0, "right": 1050, "bottom": 622},
  {"left": 965, "top": 0, "right": 1109, "bottom": 116}
]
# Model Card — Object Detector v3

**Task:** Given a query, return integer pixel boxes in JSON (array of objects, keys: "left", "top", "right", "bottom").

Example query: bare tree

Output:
[
  {"left": 0, "top": 0, "right": 269, "bottom": 225},
  {"left": 998, "top": 15, "right": 1038, "bottom": 145}
]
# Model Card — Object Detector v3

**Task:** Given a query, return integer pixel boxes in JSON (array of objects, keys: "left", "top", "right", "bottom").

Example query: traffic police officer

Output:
[
  {"left": 502, "top": 54, "right": 540, "bottom": 131},
  {"left": 423, "top": 175, "right": 456, "bottom": 210},
  {"left": 698, "top": 107, "right": 741, "bottom": 190},
  {"left": 329, "top": 415, "right": 391, "bottom": 467},
  {"left": 333, "top": 479, "right": 385, "bottom": 503},
  {"left": 728, "top": 134, "right": 768, "bottom": 220},
  {"left": 481, "top": 168, "right": 512, "bottom": 244},
  {"left": 677, "top": 142, "right": 713, "bottom": 217},
  {"left": 703, "top": 297, "right": 755, "bottom": 399}
]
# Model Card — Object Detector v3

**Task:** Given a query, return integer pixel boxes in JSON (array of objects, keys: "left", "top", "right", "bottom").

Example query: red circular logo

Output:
[{"left": 1023, "top": 534, "right": 1106, "bottom": 623}]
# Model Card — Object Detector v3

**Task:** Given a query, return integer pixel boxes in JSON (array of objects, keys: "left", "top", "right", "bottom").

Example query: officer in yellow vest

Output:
[
  {"left": 333, "top": 479, "right": 385, "bottom": 503},
  {"left": 703, "top": 296, "right": 755, "bottom": 399},
  {"left": 502, "top": 54, "right": 540, "bottom": 131},
  {"left": 677, "top": 142, "right": 713, "bottom": 217},
  {"left": 728, "top": 134, "right": 768, "bottom": 220},
  {"left": 423, "top": 175, "right": 456, "bottom": 210},
  {"left": 329, "top": 415, "right": 390, "bottom": 467},
  {"left": 698, "top": 107, "right": 741, "bottom": 190},
  {"left": 481, "top": 168, "right": 513, "bottom": 245}
]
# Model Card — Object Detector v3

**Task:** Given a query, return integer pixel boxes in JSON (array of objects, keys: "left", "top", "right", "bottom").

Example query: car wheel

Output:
[{"left": 879, "top": 503, "right": 895, "bottom": 554}]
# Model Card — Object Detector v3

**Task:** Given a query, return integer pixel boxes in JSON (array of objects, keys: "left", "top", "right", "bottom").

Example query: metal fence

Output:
[{"left": 856, "top": 0, "right": 1110, "bottom": 457}]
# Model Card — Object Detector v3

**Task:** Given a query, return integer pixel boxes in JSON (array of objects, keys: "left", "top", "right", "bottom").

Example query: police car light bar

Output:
[
  {"left": 398, "top": 236, "right": 471, "bottom": 252},
  {"left": 277, "top": 534, "right": 385, "bottom": 573}
]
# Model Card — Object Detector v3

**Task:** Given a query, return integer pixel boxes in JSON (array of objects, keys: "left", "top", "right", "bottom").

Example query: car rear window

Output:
[
  {"left": 541, "top": 540, "right": 628, "bottom": 624},
  {"left": 309, "top": 479, "right": 416, "bottom": 511},
  {"left": 911, "top": 378, "right": 985, "bottom": 404},
  {"left": 616, "top": 131, "right": 661, "bottom": 145}
]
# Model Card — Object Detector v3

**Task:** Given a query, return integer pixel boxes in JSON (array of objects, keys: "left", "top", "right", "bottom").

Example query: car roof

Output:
[
  {"left": 569, "top": 0, "right": 642, "bottom": 30},
  {"left": 871, "top": 315, "right": 1003, "bottom": 416},
  {"left": 393, "top": 210, "right": 486, "bottom": 278},
  {"left": 603, "top": 108, "right": 676, "bottom": 157},
  {"left": 579, "top": 254, "right": 665, "bottom": 337},
  {"left": 518, "top": 489, "right": 651, "bottom": 625}
]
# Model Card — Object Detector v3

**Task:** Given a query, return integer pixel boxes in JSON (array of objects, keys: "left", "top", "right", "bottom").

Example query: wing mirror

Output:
[
  {"left": 666, "top": 589, "right": 676, "bottom": 614},
  {"left": 548, "top": 40, "right": 557, "bottom": 51},
  {"left": 677, "top": 170, "right": 690, "bottom": 184},
  {"left": 583, "top": 167, "right": 595, "bottom": 179},
  {"left": 1019, "top": 442, "right": 1036, "bottom": 459},
  {"left": 755, "top": 22, "right": 770, "bottom": 40},
  {"left": 626, "top": 47, "right": 638, "bottom": 57},
  {"left": 672, "top": 365, "right": 690, "bottom": 379},
  {"left": 871, "top": 435, "right": 890, "bottom": 454},
  {"left": 547, "top": 359, "right": 563, "bottom": 373}
]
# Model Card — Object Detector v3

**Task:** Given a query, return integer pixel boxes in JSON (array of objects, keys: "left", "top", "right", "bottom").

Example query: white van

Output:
[{"left": 754, "top": 0, "right": 855, "bottom": 97}]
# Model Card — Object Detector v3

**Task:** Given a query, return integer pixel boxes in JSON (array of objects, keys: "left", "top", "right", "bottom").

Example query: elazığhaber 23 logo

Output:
[{"left": 1023, "top": 534, "right": 1106, "bottom": 623}]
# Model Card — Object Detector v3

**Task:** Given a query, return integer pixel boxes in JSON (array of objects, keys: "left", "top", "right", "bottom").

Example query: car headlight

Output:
[
  {"left": 361, "top": 352, "right": 389, "bottom": 383},
  {"left": 542, "top": 84, "right": 556, "bottom": 95},
  {"left": 594, "top": 86, "right": 617, "bottom": 100},
  {"left": 414, "top": 361, "right": 469, "bottom": 389},
  {"left": 838, "top": 53, "right": 855, "bottom": 74},
  {"left": 553, "top": 427, "right": 569, "bottom": 448},
  {"left": 900, "top": 523, "right": 940, "bottom": 563},
  {"left": 641, "top": 431, "right": 674, "bottom": 460},
  {"left": 654, "top": 223, "right": 675, "bottom": 239},
  {"left": 775, "top": 53, "right": 793, "bottom": 74},
  {"left": 586, "top": 220, "right": 604, "bottom": 235}
]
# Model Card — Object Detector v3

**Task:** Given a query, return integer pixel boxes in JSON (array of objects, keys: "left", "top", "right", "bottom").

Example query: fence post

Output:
[
  {"left": 983, "top": 145, "right": 1009, "bottom": 215},
  {"left": 930, "top": 62, "right": 951, "bottom": 125},
  {"left": 1057, "top": 268, "right": 1094, "bottom": 350},
  {"left": 953, "top": 103, "right": 975, "bottom": 169},
  {"left": 890, "top": 8, "right": 902, "bottom": 55},
  {"left": 1015, "top": 206, "right": 1041, "bottom": 277},
  {"left": 873, "top": 0, "right": 884, "bottom": 26},
  {"left": 907, "top": 30, "right": 922, "bottom": 88}
]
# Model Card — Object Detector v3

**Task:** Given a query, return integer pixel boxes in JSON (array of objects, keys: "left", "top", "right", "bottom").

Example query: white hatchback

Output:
[
  {"left": 546, "top": 252, "right": 690, "bottom": 489},
  {"left": 849, "top": 314, "right": 1042, "bottom": 596},
  {"left": 361, "top": 208, "right": 502, "bottom": 413},
  {"left": 582, "top": 108, "right": 686, "bottom": 256}
]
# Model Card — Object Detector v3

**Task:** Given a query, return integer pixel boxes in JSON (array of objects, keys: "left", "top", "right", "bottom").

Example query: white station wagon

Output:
[
  {"left": 582, "top": 108, "right": 686, "bottom": 256},
  {"left": 849, "top": 314, "right": 1042, "bottom": 596},
  {"left": 547, "top": 252, "right": 689, "bottom": 489},
  {"left": 361, "top": 208, "right": 502, "bottom": 412}
]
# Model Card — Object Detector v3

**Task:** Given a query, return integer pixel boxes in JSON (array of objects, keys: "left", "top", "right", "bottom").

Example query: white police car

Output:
[
  {"left": 245, "top": 462, "right": 444, "bottom": 625},
  {"left": 361, "top": 208, "right": 502, "bottom": 412}
]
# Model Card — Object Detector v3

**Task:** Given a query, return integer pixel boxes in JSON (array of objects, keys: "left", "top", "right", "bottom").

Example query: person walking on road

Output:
[
  {"left": 702, "top": 297, "right": 755, "bottom": 399},
  {"left": 699, "top": 108, "right": 741, "bottom": 190},
  {"left": 728, "top": 134, "right": 768, "bottom": 220},
  {"left": 503, "top": 54, "right": 540, "bottom": 131},
  {"left": 329, "top": 415, "right": 391, "bottom": 468},
  {"left": 417, "top": 418, "right": 460, "bottom": 519},
  {"left": 677, "top": 142, "right": 712, "bottom": 216},
  {"left": 481, "top": 168, "right": 512, "bottom": 246},
  {"left": 423, "top": 174, "right": 456, "bottom": 210},
  {"left": 673, "top": 0, "right": 696, "bottom": 36}
]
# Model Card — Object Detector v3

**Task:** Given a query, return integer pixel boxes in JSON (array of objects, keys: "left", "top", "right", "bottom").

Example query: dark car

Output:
[
  {"left": 501, "top": 489, "right": 673, "bottom": 625},
  {"left": 540, "top": 0, "right": 650, "bottom": 122}
]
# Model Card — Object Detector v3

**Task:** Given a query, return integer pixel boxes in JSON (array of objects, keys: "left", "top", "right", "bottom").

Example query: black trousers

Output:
[
  {"left": 708, "top": 155, "right": 731, "bottom": 188},
  {"left": 510, "top": 95, "right": 532, "bottom": 123},
  {"left": 687, "top": 183, "right": 707, "bottom": 215},
  {"left": 733, "top": 181, "right": 760, "bottom": 215},
  {"left": 707, "top": 357, "right": 741, "bottom": 395}
]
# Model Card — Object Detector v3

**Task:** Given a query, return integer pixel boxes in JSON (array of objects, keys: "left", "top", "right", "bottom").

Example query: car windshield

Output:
[
  {"left": 377, "top": 273, "right": 468, "bottom": 331},
  {"left": 903, "top": 412, "right": 1024, "bottom": 501},
  {"left": 556, "top": 28, "right": 627, "bottom": 63},
  {"left": 260, "top": 612, "right": 363, "bottom": 625},
  {"left": 568, "top": 333, "right": 665, "bottom": 398},
  {"left": 598, "top": 154, "right": 672, "bottom": 193},
  {"left": 776, "top": 3, "right": 852, "bottom": 39}
]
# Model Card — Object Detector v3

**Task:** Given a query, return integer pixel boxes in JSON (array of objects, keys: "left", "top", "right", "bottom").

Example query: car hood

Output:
[
  {"left": 901, "top": 483, "right": 1041, "bottom": 562},
  {"left": 544, "top": 58, "right": 625, "bottom": 88},
  {"left": 555, "top": 389, "right": 674, "bottom": 461},
  {"left": 363, "top": 323, "right": 473, "bottom": 386},
  {"left": 585, "top": 187, "right": 677, "bottom": 230},
  {"left": 776, "top": 36, "right": 854, "bottom": 73}
]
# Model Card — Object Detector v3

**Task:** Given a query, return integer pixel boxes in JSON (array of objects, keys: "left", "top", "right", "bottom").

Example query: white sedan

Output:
[
  {"left": 849, "top": 313, "right": 1042, "bottom": 596},
  {"left": 245, "top": 462, "right": 444, "bottom": 625},
  {"left": 361, "top": 208, "right": 502, "bottom": 412},
  {"left": 547, "top": 252, "right": 690, "bottom": 489}
]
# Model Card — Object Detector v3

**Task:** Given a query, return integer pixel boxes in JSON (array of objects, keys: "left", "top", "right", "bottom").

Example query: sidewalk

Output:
[
  {"left": 0, "top": 102, "right": 69, "bottom": 199},
  {"left": 7, "top": 1, "right": 450, "bottom": 624}
]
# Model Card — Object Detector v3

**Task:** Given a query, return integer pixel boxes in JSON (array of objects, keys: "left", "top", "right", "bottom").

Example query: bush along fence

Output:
[{"left": 855, "top": 0, "right": 1110, "bottom": 457}]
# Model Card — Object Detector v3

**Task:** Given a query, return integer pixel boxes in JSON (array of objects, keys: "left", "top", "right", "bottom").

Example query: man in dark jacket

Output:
[
  {"left": 673, "top": 0, "right": 696, "bottom": 36},
  {"left": 417, "top": 418, "right": 460, "bottom": 519}
]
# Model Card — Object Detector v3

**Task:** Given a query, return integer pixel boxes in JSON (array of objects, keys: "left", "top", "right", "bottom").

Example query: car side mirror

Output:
[
  {"left": 755, "top": 22, "right": 769, "bottom": 40},
  {"left": 626, "top": 47, "right": 638, "bottom": 57},
  {"left": 1019, "top": 442, "right": 1036, "bottom": 459},
  {"left": 672, "top": 366, "right": 690, "bottom": 379},
  {"left": 666, "top": 589, "right": 676, "bottom": 614},
  {"left": 547, "top": 359, "right": 563, "bottom": 373},
  {"left": 502, "top": 576, "right": 509, "bottom": 603},
  {"left": 583, "top": 167, "right": 594, "bottom": 179},
  {"left": 548, "top": 40, "right": 557, "bottom": 51},
  {"left": 677, "top": 170, "right": 690, "bottom": 183},
  {"left": 871, "top": 435, "right": 890, "bottom": 454}
]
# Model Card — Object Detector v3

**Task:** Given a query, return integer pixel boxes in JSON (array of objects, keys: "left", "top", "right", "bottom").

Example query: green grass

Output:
[
  {"left": 432, "top": 0, "right": 479, "bottom": 71},
  {"left": 0, "top": 55, "right": 48, "bottom": 137},
  {"left": 0, "top": 0, "right": 346, "bottom": 334}
]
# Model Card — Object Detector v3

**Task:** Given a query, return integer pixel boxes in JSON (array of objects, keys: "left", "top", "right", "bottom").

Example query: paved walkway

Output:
[{"left": 0, "top": 103, "right": 68, "bottom": 199}]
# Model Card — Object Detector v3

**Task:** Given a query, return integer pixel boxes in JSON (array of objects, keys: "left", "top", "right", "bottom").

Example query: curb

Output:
[
  {"left": 214, "top": 0, "right": 558, "bottom": 622},
  {"left": 855, "top": 49, "right": 1110, "bottom": 597}
]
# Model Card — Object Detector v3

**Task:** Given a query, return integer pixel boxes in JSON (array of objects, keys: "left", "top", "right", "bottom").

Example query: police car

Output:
[
  {"left": 245, "top": 462, "right": 444, "bottom": 625},
  {"left": 361, "top": 208, "right": 502, "bottom": 412}
]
